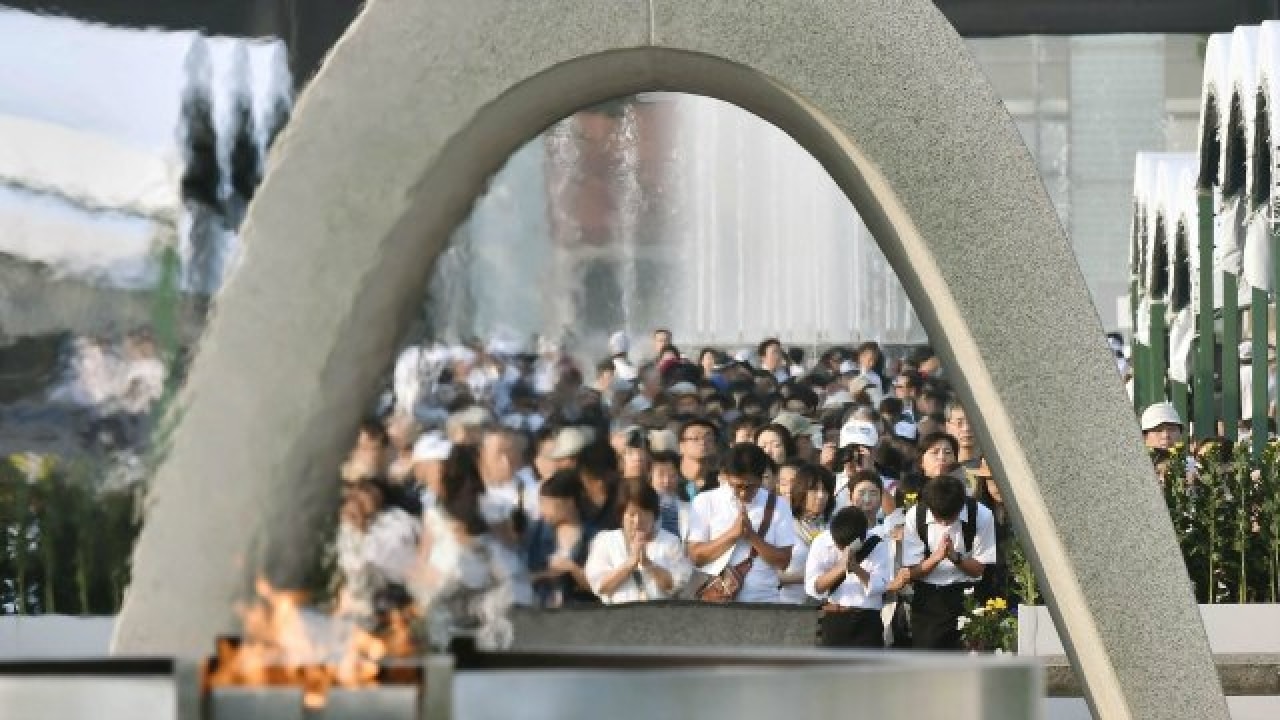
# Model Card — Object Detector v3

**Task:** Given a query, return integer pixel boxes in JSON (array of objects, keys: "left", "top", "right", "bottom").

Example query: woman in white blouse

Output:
[
  {"left": 777, "top": 463, "right": 834, "bottom": 604},
  {"left": 585, "top": 480, "right": 692, "bottom": 604}
]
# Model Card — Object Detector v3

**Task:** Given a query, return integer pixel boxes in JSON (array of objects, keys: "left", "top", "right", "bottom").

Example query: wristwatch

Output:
[{"left": 947, "top": 549, "right": 967, "bottom": 564}]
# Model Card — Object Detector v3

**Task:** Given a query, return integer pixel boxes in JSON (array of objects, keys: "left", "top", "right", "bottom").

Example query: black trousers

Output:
[
  {"left": 910, "top": 582, "right": 968, "bottom": 650},
  {"left": 818, "top": 608, "right": 885, "bottom": 648}
]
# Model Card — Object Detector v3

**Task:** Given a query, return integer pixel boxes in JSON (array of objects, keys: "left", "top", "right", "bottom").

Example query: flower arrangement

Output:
[
  {"left": 1156, "top": 439, "right": 1280, "bottom": 603},
  {"left": 957, "top": 589, "right": 1017, "bottom": 653}
]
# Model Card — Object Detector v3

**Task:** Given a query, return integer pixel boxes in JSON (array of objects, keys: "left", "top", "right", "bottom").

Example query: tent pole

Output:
[
  {"left": 1223, "top": 273, "right": 1242, "bottom": 440},
  {"left": 1136, "top": 278, "right": 1146, "bottom": 409},
  {"left": 1252, "top": 288, "right": 1268, "bottom": 459},
  {"left": 1150, "top": 301, "right": 1168, "bottom": 403},
  {"left": 1195, "top": 190, "right": 1217, "bottom": 440}
]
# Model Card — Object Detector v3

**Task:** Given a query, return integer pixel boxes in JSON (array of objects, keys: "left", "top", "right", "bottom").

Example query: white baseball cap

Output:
[
  {"left": 839, "top": 420, "right": 879, "bottom": 449},
  {"left": 550, "top": 426, "right": 596, "bottom": 460},
  {"left": 1139, "top": 402, "right": 1182, "bottom": 432},
  {"left": 412, "top": 432, "right": 452, "bottom": 462}
]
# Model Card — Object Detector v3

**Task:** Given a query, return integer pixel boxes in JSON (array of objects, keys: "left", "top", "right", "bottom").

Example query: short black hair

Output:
[
  {"left": 921, "top": 475, "right": 967, "bottom": 521},
  {"left": 830, "top": 507, "right": 870, "bottom": 549},
  {"left": 679, "top": 417, "right": 719, "bottom": 443},
  {"left": 848, "top": 469, "right": 883, "bottom": 492},
  {"left": 757, "top": 337, "right": 782, "bottom": 358},
  {"left": 878, "top": 396, "right": 904, "bottom": 419},
  {"left": 359, "top": 418, "right": 390, "bottom": 446},
  {"left": 722, "top": 442, "right": 771, "bottom": 478},
  {"left": 918, "top": 431, "right": 959, "bottom": 459},
  {"left": 576, "top": 440, "right": 619, "bottom": 478},
  {"left": 896, "top": 370, "right": 923, "bottom": 391},
  {"left": 542, "top": 469, "right": 585, "bottom": 499},
  {"left": 615, "top": 478, "right": 661, "bottom": 517},
  {"left": 754, "top": 423, "right": 797, "bottom": 459}
]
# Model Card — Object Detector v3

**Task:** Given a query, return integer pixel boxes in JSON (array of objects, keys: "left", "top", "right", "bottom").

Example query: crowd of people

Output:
[{"left": 335, "top": 329, "right": 1010, "bottom": 651}]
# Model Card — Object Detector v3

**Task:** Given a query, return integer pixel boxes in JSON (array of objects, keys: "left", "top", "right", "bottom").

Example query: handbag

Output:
[{"left": 696, "top": 490, "right": 778, "bottom": 603}]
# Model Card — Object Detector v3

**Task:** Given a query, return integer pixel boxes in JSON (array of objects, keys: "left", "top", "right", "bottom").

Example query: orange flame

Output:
[{"left": 203, "top": 577, "right": 420, "bottom": 709}]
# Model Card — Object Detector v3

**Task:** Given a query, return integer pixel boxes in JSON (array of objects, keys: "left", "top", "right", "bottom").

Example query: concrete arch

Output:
[{"left": 115, "top": 2, "right": 1226, "bottom": 718}]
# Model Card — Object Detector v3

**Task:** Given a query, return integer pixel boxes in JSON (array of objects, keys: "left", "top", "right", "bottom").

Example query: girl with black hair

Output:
[
  {"left": 521, "top": 470, "right": 599, "bottom": 607},
  {"left": 777, "top": 463, "right": 835, "bottom": 605}
]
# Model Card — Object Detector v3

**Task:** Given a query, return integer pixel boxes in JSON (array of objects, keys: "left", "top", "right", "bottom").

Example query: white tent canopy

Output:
[
  {"left": 1199, "top": 33, "right": 1234, "bottom": 190},
  {"left": 0, "top": 9, "right": 206, "bottom": 158},
  {"left": 0, "top": 185, "right": 162, "bottom": 289},
  {"left": 1215, "top": 27, "right": 1260, "bottom": 278},
  {"left": 1155, "top": 157, "right": 1198, "bottom": 384},
  {"left": 0, "top": 9, "right": 292, "bottom": 294},
  {"left": 0, "top": 112, "right": 182, "bottom": 221}
]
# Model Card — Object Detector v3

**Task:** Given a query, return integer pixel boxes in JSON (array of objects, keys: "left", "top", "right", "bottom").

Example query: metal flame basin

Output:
[{"left": 0, "top": 647, "right": 1039, "bottom": 720}]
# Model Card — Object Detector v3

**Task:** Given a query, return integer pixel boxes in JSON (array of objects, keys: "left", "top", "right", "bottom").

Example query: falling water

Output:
[
  {"left": 542, "top": 115, "right": 584, "bottom": 347},
  {"left": 614, "top": 100, "right": 643, "bottom": 338}
]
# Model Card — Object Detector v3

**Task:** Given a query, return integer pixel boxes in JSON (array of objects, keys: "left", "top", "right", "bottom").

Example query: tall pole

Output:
[
  {"left": 1252, "top": 288, "right": 1269, "bottom": 459},
  {"left": 1195, "top": 190, "right": 1217, "bottom": 439},
  {"left": 1149, "top": 301, "right": 1168, "bottom": 403},
  {"left": 1223, "top": 273, "right": 1242, "bottom": 440},
  {"left": 1131, "top": 276, "right": 1143, "bottom": 410}
]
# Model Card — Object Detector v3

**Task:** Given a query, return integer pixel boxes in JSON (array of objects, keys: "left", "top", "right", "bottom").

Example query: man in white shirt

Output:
[
  {"left": 687, "top": 444, "right": 795, "bottom": 603},
  {"left": 901, "top": 475, "right": 997, "bottom": 649},
  {"left": 805, "top": 507, "right": 892, "bottom": 647},
  {"left": 832, "top": 419, "right": 878, "bottom": 512},
  {"left": 478, "top": 426, "right": 539, "bottom": 526}
]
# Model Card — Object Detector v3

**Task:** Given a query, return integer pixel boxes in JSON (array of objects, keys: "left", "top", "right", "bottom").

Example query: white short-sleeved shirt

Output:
[
  {"left": 900, "top": 502, "right": 997, "bottom": 586},
  {"left": 803, "top": 530, "right": 891, "bottom": 609},
  {"left": 583, "top": 528, "right": 693, "bottom": 604},
  {"left": 688, "top": 486, "right": 795, "bottom": 602},
  {"left": 479, "top": 468, "right": 541, "bottom": 524},
  {"left": 778, "top": 528, "right": 814, "bottom": 605}
]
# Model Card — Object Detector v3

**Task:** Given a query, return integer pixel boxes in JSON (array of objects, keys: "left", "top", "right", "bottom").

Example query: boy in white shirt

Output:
[
  {"left": 901, "top": 475, "right": 997, "bottom": 649},
  {"left": 805, "top": 507, "right": 892, "bottom": 647}
]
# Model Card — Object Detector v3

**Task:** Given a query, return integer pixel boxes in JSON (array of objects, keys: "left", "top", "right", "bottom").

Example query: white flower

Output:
[
  {"left": 963, "top": 587, "right": 975, "bottom": 595},
  {"left": 957, "top": 616, "right": 970, "bottom": 630},
  {"left": 972, "top": 607, "right": 986, "bottom": 617}
]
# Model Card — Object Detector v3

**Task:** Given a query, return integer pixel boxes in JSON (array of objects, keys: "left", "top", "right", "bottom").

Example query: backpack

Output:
[{"left": 915, "top": 497, "right": 978, "bottom": 558}]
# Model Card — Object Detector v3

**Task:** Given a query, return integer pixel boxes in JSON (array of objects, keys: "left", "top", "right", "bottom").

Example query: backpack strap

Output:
[
  {"left": 747, "top": 490, "right": 779, "bottom": 562},
  {"left": 915, "top": 502, "right": 930, "bottom": 557},
  {"left": 916, "top": 497, "right": 979, "bottom": 557},
  {"left": 960, "top": 497, "right": 978, "bottom": 555}
]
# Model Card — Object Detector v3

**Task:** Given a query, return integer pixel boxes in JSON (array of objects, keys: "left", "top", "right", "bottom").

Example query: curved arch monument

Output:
[{"left": 115, "top": 2, "right": 1227, "bottom": 718}]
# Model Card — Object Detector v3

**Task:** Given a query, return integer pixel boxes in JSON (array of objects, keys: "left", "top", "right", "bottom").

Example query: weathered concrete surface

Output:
[
  {"left": 114, "top": 1, "right": 1227, "bottom": 719},
  {"left": 511, "top": 603, "right": 816, "bottom": 649}
]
